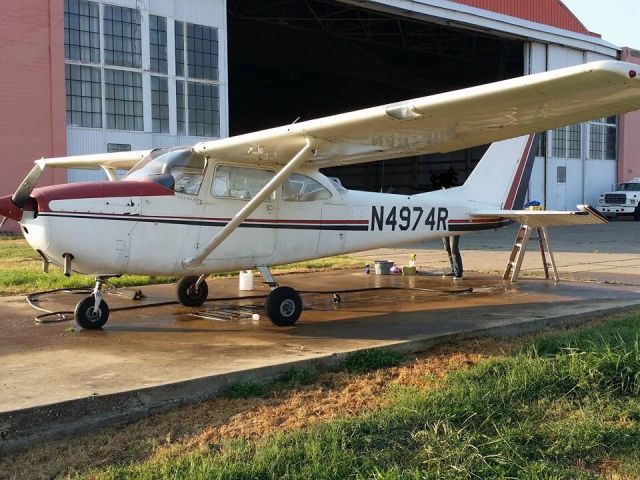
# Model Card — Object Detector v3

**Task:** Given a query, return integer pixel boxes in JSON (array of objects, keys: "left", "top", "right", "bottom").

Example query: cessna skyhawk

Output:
[{"left": 0, "top": 60, "right": 638, "bottom": 329}]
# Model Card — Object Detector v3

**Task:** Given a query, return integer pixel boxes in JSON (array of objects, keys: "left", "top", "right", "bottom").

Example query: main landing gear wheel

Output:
[
  {"left": 74, "top": 296, "right": 110, "bottom": 330},
  {"left": 265, "top": 286, "right": 302, "bottom": 326},
  {"left": 176, "top": 275, "right": 209, "bottom": 306}
]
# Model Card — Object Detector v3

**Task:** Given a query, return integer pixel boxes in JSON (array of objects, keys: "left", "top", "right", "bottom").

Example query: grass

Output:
[
  {"left": 0, "top": 236, "right": 363, "bottom": 296},
  {"left": 227, "top": 369, "right": 318, "bottom": 399},
  {"left": 344, "top": 349, "right": 407, "bottom": 374},
  {"left": 227, "top": 350, "right": 407, "bottom": 399},
  {"left": 87, "top": 314, "right": 640, "bottom": 479}
]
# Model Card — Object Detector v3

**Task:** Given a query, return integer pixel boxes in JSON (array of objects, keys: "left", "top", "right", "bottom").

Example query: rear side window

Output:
[
  {"left": 283, "top": 174, "right": 332, "bottom": 202},
  {"left": 212, "top": 165, "right": 275, "bottom": 200}
]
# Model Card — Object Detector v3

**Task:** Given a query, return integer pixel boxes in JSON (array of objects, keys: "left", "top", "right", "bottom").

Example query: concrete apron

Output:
[{"left": 1, "top": 270, "right": 640, "bottom": 455}]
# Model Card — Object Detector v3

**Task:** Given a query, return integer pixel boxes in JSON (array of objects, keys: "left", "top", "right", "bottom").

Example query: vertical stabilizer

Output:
[{"left": 463, "top": 134, "right": 539, "bottom": 209}]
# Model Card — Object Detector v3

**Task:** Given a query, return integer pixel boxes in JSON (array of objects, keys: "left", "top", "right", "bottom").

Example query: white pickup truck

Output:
[{"left": 596, "top": 178, "right": 640, "bottom": 220}]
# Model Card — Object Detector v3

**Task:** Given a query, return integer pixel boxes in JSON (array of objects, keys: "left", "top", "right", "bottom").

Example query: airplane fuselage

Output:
[{"left": 19, "top": 168, "right": 505, "bottom": 277}]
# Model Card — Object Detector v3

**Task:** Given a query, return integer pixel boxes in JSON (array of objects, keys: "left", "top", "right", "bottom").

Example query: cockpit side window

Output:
[
  {"left": 211, "top": 165, "right": 275, "bottom": 200},
  {"left": 125, "top": 148, "right": 207, "bottom": 195},
  {"left": 283, "top": 174, "right": 332, "bottom": 202}
]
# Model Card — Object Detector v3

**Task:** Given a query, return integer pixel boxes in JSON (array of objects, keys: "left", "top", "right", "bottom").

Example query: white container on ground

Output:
[
  {"left": 374, "top": 260, "right": 394, "bottom": 275},
  {"left": 239, "top": 270, "right": 254, "bottom": 290}
]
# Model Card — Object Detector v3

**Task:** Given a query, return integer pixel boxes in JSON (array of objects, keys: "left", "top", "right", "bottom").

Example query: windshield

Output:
[
  {"left": 125, "top": 147, "right": 207, "bottom": 195},
  {"left": 618, "top": 183, "right": 640, "bottom": 191}
]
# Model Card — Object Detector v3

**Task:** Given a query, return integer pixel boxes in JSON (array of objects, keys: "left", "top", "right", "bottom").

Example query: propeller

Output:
[
  {"left": 0, "top": 217, "right": 7, "bottom": 231},
  {"left": 0, "top": 161, "right": 46, "bottom": 225},
  {"left": 12, "top": 162, "right": 44, "bottom": 208}
]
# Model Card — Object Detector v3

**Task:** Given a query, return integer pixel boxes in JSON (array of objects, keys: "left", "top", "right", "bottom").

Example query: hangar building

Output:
[{"left": 1, "top": 0, "right": 640, "bottom": 234}]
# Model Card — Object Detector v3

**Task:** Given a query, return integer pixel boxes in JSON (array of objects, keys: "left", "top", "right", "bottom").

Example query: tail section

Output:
[{"left": 463, "top": 134, "right": 539, "bottom": 209}]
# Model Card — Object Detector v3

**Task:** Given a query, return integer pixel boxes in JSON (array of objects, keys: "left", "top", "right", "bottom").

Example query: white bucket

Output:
[{"left": 239, "top": 270, "right": 254, "bottom": 290}]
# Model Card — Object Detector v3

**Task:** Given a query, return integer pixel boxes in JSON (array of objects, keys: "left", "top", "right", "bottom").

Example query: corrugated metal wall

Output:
[
  {"left": 525, "top": 41, "right": 616, "bottom": 210},
  {"left": 452, "top": 0, "right": 595, "bottom": 36}
]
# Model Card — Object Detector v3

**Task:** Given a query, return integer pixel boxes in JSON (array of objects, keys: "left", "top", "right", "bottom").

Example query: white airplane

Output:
[{"left": 1, "top": 60, "right": 638, "bottom": 329}]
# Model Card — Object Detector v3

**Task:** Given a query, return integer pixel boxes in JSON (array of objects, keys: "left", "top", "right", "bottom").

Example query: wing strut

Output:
[{"left": 182, "top": 138, "right": 316, "bottom": 269}]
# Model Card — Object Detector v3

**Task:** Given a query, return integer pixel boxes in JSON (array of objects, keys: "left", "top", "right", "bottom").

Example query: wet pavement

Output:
[
  {"left": 355, "top": 221, "right": 640, "bottom": 285},
  {"left": 2, "top": 220, "right": 640, "bottom": 453}
]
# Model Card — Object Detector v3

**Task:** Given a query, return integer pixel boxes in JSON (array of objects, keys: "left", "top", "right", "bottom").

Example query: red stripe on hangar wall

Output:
[{"left": 452, "top": 0, "right": 599, "bottom": 37}]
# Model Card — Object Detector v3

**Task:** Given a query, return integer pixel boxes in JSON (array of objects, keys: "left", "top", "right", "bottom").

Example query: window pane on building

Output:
[
  {"left": 149, "top": 15, "right": 168, "bottom": 74},
  {"left": 64, "top": 0, "right": 100, "bottom": 63},
  {"left": 104, "top": 5, "right": 142, "bottom": 68},
  {"left": 605, "top": 125, "right": 617, "bottom": 160},
  {"left": 151, "top": 76, "right": 169, "bottom": 133},
  {"left": 187, "top": 82, "right": 219, "bottom": 137},
  {"left": 552, "top": 127, "right": 566, "bottom": 157},
  {"left": 590, "top": 123, "right": 604, "bottom": 160},
  {"left": 186, "top": 23, "right": 218, "bottom": 80},
  {"left": 589, "top": 118, "right": 617, "bottom": 160},
  {"left": 65, "top": 64, "right": 102, "bottom": 128},
  {"left": 104, "top": 69, "right": 143, "bottom": 131},
  {"left": 557, "top": 166, "right": 566, "bottom": 183},
  {"left": 175, "top": 21, "right": 184, "bottom": 77},
  {"left": 567, "top": 124, "right": 581, "bottom": 159},
  {"left": 176, "top": 80, "right": 186, "bottom": 134},
  {"left": 536, "top": 132, "right": 547, "bottom": 157}
]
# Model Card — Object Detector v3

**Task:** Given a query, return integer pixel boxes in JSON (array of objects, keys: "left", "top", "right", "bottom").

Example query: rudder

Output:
[{"left": 463, "top": 134, "right": 539, "bottom": 209}]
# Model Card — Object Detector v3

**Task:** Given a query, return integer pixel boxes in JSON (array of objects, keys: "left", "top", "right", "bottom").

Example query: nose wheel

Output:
[
  {"left": 75, "top": 296, "right": 110, "bottom": 329},
  {"left": 74, "top": 276, "right": 112, "bottom": 330},
  {"left": 176, "top": 275, "right": 209, "bottom": 306}
]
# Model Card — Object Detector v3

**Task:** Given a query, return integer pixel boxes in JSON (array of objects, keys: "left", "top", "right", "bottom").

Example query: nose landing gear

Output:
[
  {"left": 74, "top": 276, "right": 112, "bottom": 329},
  {"left": 176, "top": 275, "right": 209, "bottom": 307}
]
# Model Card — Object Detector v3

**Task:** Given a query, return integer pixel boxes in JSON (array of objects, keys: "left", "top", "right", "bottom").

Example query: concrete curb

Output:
[{"left": 1, "top": 301, "right": 639, "bottom": 456}]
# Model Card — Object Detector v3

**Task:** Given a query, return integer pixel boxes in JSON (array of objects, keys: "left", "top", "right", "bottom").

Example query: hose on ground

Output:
[{"left": 27, "top": 284, "right": 473, "bottom": 325}]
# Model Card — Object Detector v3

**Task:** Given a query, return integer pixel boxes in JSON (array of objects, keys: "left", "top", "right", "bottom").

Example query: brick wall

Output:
[{"left": 0, "top": 0, "right": 67, "bottom": 231}]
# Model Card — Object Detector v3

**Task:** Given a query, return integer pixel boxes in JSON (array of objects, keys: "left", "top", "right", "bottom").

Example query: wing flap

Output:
[
  {"left": 194, "top": 60, "right": 640, "bottom": 168},
  {"left": 471, "top": 205, "right": 608, "bottom": 228}
]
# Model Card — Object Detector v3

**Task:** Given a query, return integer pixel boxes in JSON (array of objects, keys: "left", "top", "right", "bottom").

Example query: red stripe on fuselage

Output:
[
  {"left": 31, "top": 180, "right": 174, "bottom": 212},
  {"left": 449, "top": 218, "right": 503, "bottom": 224},
  {"left": 503, "top": 135, "right": 534, "bottom": 209}
]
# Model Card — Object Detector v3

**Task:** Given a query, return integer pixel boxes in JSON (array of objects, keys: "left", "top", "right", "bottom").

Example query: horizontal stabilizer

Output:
[{"left": 471, "top": 205, "right": 608, "bottom": 227}]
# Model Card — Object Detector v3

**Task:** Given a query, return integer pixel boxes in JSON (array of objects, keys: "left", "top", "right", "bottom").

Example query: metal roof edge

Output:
[{"left": 338, "top": 0, "right": 619, "bottom": 56}]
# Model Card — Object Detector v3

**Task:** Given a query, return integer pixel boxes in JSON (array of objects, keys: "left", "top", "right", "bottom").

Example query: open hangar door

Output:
[{"left": 227, "top": 0, "right": 524, "bottom": 194}]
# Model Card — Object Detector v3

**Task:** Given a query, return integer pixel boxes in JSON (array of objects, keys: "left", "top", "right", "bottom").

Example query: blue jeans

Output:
[{"left": 443, "top": 235, "right": 463, "bottom": 278}]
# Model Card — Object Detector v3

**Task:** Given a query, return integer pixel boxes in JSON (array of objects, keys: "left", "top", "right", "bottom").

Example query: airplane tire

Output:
[
  {"left": 75, "top": 296, "right": 110, "bottom": 330},
  {"left": 265, "top": 286, "right": 302, "bottom": 326},
  {"left": 176, "top": 276, "right": 209, "bottom": 306}
]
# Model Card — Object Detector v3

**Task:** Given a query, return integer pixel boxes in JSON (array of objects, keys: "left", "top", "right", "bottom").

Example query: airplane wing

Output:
[
  {"left": 194, "top": 60, "right": 640, "bottom": 168},
  {"left": 471, "top": 205, "right": 608, "bottom": 227},
  {"left": 37, "top": 150, "right": 152, "bottom": 170}
]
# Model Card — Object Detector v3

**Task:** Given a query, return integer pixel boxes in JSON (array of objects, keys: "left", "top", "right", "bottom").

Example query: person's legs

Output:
[
  {"left": 450, "top": 235, "right": 463, "bottom": 278},
  {"left": 443, "top": 236, "right": 455, "bottom": 275}
]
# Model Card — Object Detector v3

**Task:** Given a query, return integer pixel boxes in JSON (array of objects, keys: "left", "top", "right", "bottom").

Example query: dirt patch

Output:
[
  {"left": 597, "top": 458, "right": 639, "bottom": 480},
  {"left": 0, "top": 339, "right": 509, "bottom": 480}
]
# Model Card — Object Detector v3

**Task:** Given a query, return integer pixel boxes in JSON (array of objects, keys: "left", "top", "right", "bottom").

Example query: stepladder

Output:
[{"left": 503, "top": 224, "right": 559, "bottom": 282}]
